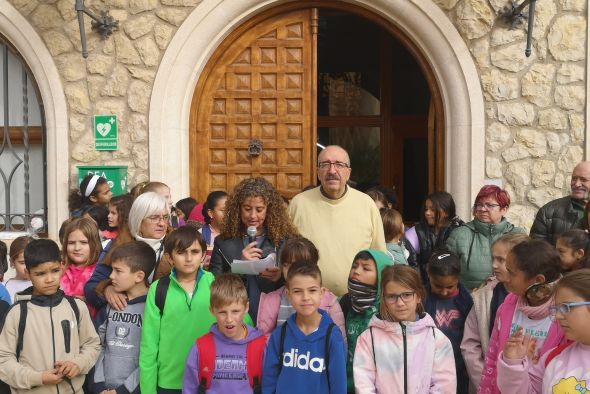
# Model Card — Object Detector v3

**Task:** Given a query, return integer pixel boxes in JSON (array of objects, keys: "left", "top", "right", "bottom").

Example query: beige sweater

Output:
[
  {"left": 288, "top": 186, "right": 386, "bottom": 296},
  {"left": 0, "top": 292, "right": 101, "bottom": 394}
]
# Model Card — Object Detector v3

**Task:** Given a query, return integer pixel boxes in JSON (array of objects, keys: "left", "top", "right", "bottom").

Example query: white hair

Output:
[{"left": 128, "top": 192, "right": 167, "bottom": 238}]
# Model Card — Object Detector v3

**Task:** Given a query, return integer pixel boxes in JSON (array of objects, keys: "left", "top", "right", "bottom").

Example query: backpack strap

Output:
[
  {"left": 324, "top": 323, "right": 335, "bottom": 393},
  {"left": 544, "top": 341, "right": 574, "bottom": 368},
  {"left": 155, "top": 276, "right": 171, "bottom": 316},
  {"left": 196, "top": 333, "right": 216, "bottom": 393},
  {"left": 277, "top": 322, "right": 288, "bottom": 374},
  {"left": 16, "top": 301, "right": 28, "bottom": 361},
  {"left": 246, "top": 335, "right": 267, "bottom": 394},
  {"left": 64, "top": 296, "right": 81, "bottom": 332}
]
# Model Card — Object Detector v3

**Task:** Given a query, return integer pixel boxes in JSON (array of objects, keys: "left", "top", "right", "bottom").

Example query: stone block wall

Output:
[
  {"left": 8, "top": 0, "right": 202, "bottom": 188},
  {"left": 7, "top": 0, "right": 588, "bottom": 230},
  {"left": 434, "top": 0, "right": 587, "bottom": 229}
]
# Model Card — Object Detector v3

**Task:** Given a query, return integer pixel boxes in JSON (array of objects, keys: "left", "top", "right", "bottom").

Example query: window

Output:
[{"left": 0, "top": 34, "right": 46, "bottom": 233}]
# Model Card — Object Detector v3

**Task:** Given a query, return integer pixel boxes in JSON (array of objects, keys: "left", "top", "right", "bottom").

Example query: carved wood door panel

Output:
[{"left": 190, "top": 9, "right": 317, "bottom": 201}]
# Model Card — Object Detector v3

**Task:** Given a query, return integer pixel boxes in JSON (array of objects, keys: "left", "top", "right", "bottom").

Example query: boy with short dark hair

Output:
[
  {"left": 141, "top": 227, "right": 220, "bottom": 393},
  {"left": 183, "top": 274, "right": 266, "bottom": 394},
  {"left": 262, "top": 262, "right": 347, "bottom": 394},
  {"left": 0, "top": 239, "right": 101, "bottom": 394},
  {"left": 91, "top": 241, "right": 157, "bottom": 394}
]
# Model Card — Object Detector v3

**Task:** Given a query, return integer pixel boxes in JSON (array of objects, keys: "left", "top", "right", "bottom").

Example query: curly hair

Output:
[{"left": 221, "top": 177, "right": 298, "bottom": 245}]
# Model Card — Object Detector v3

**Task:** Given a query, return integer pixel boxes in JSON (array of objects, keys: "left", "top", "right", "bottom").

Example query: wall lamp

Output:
[
  {"left": 498, "top": 0, "right": 537, "bottom": 57},
  {"left": 75, "top": 0, "right": 119, "bottom": 58}
]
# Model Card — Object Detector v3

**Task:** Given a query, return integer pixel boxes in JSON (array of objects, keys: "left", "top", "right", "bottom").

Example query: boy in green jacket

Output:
[{"left": 140, "top": 226, "right": 241, "bottom": 393}]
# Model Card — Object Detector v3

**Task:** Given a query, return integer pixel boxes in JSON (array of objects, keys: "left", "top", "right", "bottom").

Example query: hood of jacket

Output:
[
  {"left": 368, "top": 312, "right": 437, "bottom": 335},
  {"left": 210, "top": 322, "right": 264, "bottom": 344},
  {"left": 14, "top": 287, "right": 67, "bottom": 306},
  {"left": 285, "top": 309, "right": 335, "bottom": 343},
  {"left": 364, "top": 249, "right": 394, "bottom": 307},
  {"left": 465, "top": 218, "right": 515, "bottom": 236}
]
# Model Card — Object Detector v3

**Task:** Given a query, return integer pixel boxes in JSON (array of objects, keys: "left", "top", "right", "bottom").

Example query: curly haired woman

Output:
[{"left": 210, "top": 177, "right": 299, "bottom": 323}]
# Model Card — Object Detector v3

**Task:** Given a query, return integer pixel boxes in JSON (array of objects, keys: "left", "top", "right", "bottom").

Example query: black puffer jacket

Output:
[{"left": 530, "top": 196, "right": 585, "bottom": 245}]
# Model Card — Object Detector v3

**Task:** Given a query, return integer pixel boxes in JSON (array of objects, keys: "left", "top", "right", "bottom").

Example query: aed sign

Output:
[{"left": 94, "top": 115, "right": 118, "bottom": 151}]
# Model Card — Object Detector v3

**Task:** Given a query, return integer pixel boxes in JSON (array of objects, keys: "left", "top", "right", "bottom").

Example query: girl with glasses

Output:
[
  {"left": 497, "top": 269, "right": 590, "bottom": 393},
  {"left": 339, "top": 249, "right": 393, "bottom": 392},
  {"left": 479, "top": 240, "right": 565, "bottom": 394},
  {"left": 353, "top": 264, "right": 456, "bottom": 393},
  {"left": 446, "top": 185, "right": 526, "bottom": 290}
]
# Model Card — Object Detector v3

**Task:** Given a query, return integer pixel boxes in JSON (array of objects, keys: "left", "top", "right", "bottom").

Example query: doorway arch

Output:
[
  {"left": 0, "top": 2, "right": 69, "bottom": 239},
  {"left": 149, "top": 0, "right": 485, "bottom": 218}
]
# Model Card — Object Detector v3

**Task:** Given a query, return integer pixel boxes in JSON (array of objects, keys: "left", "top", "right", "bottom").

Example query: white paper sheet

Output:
[{"left": 231, "top": 253, "right": 277, "bottom": 275}]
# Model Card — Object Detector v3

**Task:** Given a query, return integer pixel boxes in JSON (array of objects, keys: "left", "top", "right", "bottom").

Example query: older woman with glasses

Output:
[
  {"left": 446, "top": 185, "right": 526, "bottom": 290},
  {"left": 85, "top": 192, "right": 172, "bottom": 315}
]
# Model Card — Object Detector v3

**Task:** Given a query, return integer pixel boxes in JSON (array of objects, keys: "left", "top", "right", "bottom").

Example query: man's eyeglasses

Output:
[
  {"left": 383, "top": 291, "right": 415, "bottom": 304},
  {"left": 473, "top": 202, "right": 501, "bottom": 210},
  {"left": 146, "top": 214, "right": 170, "bottom": 224},
  {"left": 549, "top": 301, "right": 590, "bottom": 319},
  {"left": 318, "top": 161, "right": 350, "bottom": 170}
]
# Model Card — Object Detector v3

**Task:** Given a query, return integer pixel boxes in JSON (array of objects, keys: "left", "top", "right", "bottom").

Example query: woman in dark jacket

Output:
[
  {"left": 209, "top": 177, "right": 298, "bottom": 323},
  {"left": 405, "top": 192, "right": 464, "bottom": 283}
]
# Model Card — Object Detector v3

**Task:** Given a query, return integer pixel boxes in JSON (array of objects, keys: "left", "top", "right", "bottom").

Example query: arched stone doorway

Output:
[{"left": 149, "top": 0, "right": 485, "bottom": 219}]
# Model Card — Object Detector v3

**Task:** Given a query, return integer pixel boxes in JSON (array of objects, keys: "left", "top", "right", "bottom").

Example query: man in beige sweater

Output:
[{"left": 288, "top": 145, "right": 386, "bottom": 296}]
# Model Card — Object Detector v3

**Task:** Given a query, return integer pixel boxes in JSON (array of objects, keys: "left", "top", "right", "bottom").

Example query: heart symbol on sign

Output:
[{"left": 97, "top": 123, "right": 112, "bottom": 137}]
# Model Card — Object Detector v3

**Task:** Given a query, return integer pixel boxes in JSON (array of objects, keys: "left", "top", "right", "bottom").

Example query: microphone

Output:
[{"left": 247, "top": 226, "right": 257, "bottom": 244}]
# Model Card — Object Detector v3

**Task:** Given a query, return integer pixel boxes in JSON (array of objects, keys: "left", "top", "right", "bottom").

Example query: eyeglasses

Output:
[
  {"left": 146, "top": 214, "right": 170, "bottom": 224},
  {"left": 383, "top": 291, "right": 415, "bottom": 304},
  {"left": 549, "top": 301, "right": 590, "bottom": 319},
  {"left": 473, "top": 202, "right": 501, "bottom": 210},
  {"left": 318, "top": 161, "right": 350, "bottom": 170}
]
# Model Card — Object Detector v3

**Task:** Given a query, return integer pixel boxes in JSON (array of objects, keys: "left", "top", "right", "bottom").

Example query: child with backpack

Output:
[
  {"left": 183, "top": 274, "right": 266, "bottom": 394},
  {"left": 353, "top": 265, "right": 456, "bottom": 393},
  {"left": 423, "top": 251, "right": 473, "bottom": 394},
  {"left": 0, "top": 239, "right": 101, "bottom": 393},
  {"left": 262, "top": 262, "right": 347, "bottom": 394},
  {"left": 497, "top": 269, "right": 590, "bottom": 393},
  {"left": 90, "top": 241, "right": 156, "bottom": 394},
  {"left": 339, "top": 249, "right": 393, "bottom": 392},
  {"left": 479, "top": 239, "right": 566, "bottom": 394},
  {"left": 257, "top": 237, "right": 345, "bottom": 341},
  {"left": 140, "top": 226, "right": 252, "bottom": 393}
]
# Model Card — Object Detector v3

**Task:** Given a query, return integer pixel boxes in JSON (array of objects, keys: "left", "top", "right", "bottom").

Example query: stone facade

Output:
[
  {"left": 8, "top": 0, "right": 200, "bottom": 186},
  {"left": 439, "top": 0, "right": 587, "bottom": 229},
  {"left": 6, "top": 0, "right": 588, "bottom": 230}
]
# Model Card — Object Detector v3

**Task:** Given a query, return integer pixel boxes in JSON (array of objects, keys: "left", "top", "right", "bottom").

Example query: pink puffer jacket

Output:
[{"left": 257, "top": 285, "right": 346, "bottom": 345}]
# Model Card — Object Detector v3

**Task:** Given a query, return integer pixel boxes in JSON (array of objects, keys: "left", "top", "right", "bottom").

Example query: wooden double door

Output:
[{"left": 189, "top": 5, "right": 443, "bottom": 220}]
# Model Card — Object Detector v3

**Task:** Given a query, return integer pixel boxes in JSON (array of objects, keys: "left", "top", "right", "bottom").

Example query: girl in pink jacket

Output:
[
  {"left": 353, "top": 265, "right": 456, "bottom": 394},
  {"left": 478, "top": 239, "right": 565, "bottom": 394},
  {"left": 460, "top": 233, "right": 529, "bottom": 389},
  {"left": 257, "top": 237, "right": 346, "bottom": 342},
  {"left": 61, "top": 217, "right": 101, "bottom": 318},
  {"left": 497, "top": 269, "right": 590, "bottom": 393}
]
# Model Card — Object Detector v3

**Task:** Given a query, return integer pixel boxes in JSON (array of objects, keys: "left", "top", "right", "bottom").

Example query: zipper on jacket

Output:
[{"left": 400, "top": 322, "right": 407, "bottom": 394}]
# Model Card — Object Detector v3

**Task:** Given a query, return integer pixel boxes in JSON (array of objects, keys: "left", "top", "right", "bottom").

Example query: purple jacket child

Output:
[{"left": 183, "top": 324, "right": 266, "bottom": 394}]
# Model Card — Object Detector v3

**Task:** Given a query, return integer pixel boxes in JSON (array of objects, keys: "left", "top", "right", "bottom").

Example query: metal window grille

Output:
[{"left": 0, "top": 34, "right": 47, "bottom": 233}]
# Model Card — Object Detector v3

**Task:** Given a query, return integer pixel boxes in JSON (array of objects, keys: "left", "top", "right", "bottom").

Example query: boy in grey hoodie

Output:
[{"left": 91, "top": 241, "right": 156, "bottom": 394}]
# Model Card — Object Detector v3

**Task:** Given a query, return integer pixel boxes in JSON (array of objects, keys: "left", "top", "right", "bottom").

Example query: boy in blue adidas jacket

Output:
[
  {"left": 183, "top": 274, "right": 265, "bottom": 394},
  {"left": 262, "top": 262, "right": 346, "bottom": 394}
]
